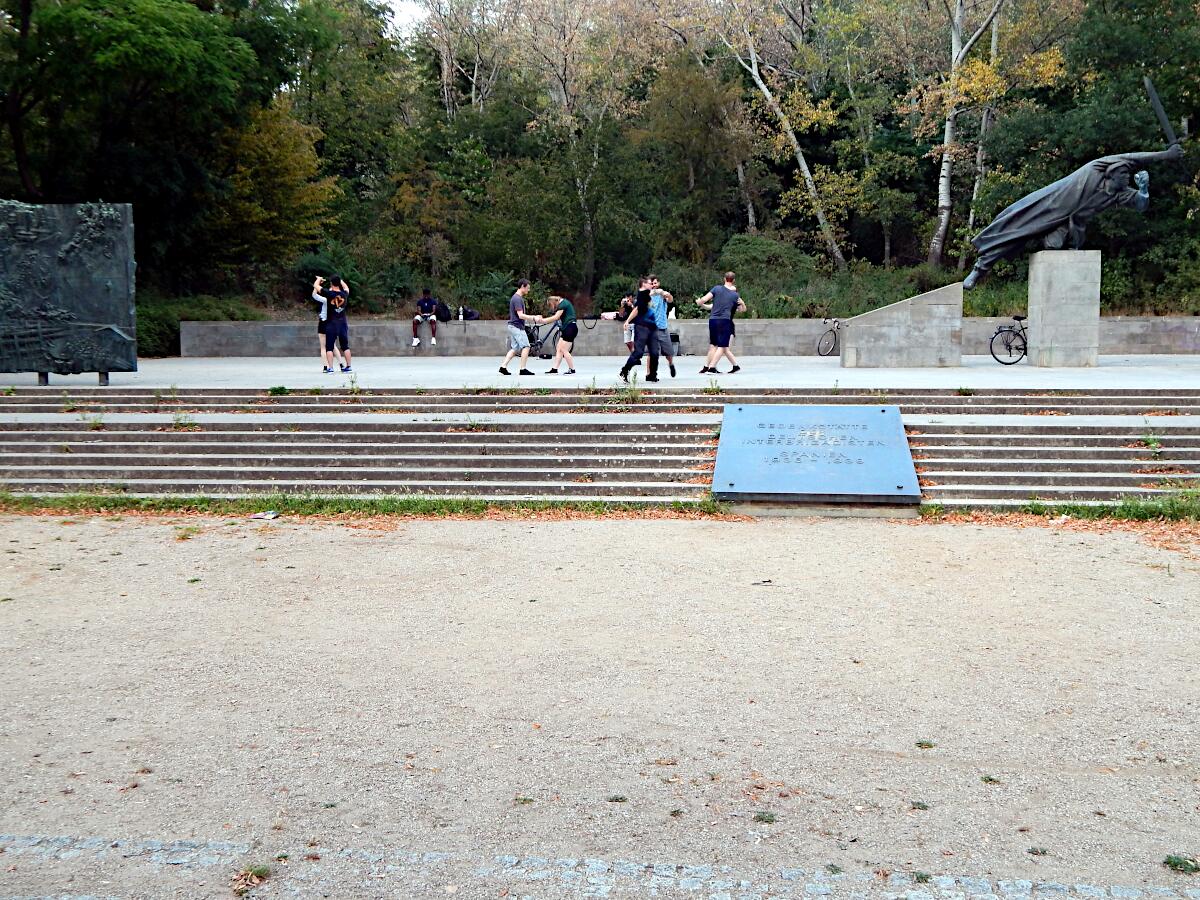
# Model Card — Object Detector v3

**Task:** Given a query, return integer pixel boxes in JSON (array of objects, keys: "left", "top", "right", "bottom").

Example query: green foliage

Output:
[
  {"left": 2, "top": 0, "right": 1195, "bottom": 317},
  {"left": 137, "top": 294, "right": 265, "bottom": 357}
]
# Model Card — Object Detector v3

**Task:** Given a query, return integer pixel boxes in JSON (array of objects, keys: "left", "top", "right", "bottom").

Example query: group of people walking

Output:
[{"left": 311, "top": 272, "right": 746, "bottom": 378}]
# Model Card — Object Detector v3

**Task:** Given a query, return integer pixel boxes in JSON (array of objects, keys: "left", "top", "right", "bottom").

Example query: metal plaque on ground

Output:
[{"left": 712, "top": 404, "right": 920, "bottom": 505}]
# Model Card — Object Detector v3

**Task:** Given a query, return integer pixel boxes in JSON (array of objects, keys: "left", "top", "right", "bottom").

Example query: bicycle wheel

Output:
[
  {"left": 817, "top": 329, "right": 838, "bottom": 356},
  {"left": 990, "top": 329, "right": 1026, "bottom": 365}
]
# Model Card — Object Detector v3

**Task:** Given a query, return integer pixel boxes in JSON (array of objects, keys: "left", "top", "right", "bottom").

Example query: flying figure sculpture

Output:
[{"left": 963, "top": 142, "right": 1182, "bottom": 289}]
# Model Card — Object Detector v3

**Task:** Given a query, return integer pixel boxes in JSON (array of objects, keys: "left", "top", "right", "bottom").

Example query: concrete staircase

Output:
[
  {"left": 0, "top": 421, "right": 717, "bottom": 503},
  {"left": 1, "top": 388, "right": 1196, "bottom": 508},
  {"left": 910, "top": 422, "right": 1200, "bottom": 507}
]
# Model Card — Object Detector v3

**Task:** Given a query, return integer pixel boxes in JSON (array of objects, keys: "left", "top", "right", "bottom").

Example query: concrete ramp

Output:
[{"left": 840, "top": 282, "right": 963, "bottom": 367}]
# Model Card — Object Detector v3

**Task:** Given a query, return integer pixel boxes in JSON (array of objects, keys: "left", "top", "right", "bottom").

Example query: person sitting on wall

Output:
[{"left": 412, "top": 287, "right": 438, "bottom": 348}]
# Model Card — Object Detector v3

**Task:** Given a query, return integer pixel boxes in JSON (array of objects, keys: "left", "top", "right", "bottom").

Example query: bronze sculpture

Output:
[{"left": 963, "top": 143, "right": 1183, "bottom": 289}]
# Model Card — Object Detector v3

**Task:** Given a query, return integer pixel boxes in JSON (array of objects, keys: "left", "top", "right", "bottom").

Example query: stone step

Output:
[
  {"left": 912, "top": 445, "right": 1200, "bottom": 460},
  {"left": 0, "top": 477, "right": 704, "bottom": 499},
  {"left": 0, "top": 452, "right": 708, "bottom": 469},
  {"left": 920, "top": 470, "right": 1198, "bottom": 487},
  {"left": 909, "top": 434, "right": 1200, "bottom": 446},
  {"left": 922, "top": 484, "right": 1177, "bottom": 501},
  {"left": 918, "top": 458, "right": 1197, "bottom": 473},
  {"left": 0, "top": 441, "right": 709, "bottom": 458},
  {"left": 0, "top": 464, "right": 705, "bottom": 484},
  {"left": 0, "top": 422, "right": 714, "bottom": 438},
  {"left": 15, "top": 400, "right": 1200, "bottom": 415}
]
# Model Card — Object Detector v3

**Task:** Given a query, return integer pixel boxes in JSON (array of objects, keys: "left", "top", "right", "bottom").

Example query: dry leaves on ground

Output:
[{"left": 913, "top": 510, "right": 1200, "bottom": 556}]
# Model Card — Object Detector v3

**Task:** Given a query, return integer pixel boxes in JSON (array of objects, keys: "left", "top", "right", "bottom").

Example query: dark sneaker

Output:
[
  {"left": 565, "top": 368, "right": 576, "bottom": 375},
  {"left": 341, "top": 366, "right": 352, "bottom": 373},
  {"left": 729, "top": 365, "right": 740, "bottom": 373},
  {"left": 518, "top": 369, "right": 535, "bottom": 376},
  {"left": 619, "top": 368, "right": 630, "bottom": 383},
  {"left": 323, "top": 366, "right": 333, "bottom": 374},
  {"left": 699, "top": 366, "right": 712, "bottom": 374},
  {"left": 669, "top": 362, "right": 676, "bottom": 377},
  {"left": 545, "top": 368, "right": 558, "bottom": 374},
  {"left": 499, "top": 366, "right": 510, "bottom": 375},
  {"left": 646, "top": 376, "right": 660, "bottom": 383}
]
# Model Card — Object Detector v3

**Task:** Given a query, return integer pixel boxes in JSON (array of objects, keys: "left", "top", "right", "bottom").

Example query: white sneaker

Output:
[
  {"left": 412, "top": 337, "right": 420, "bottom": 348},
  {"left": 431, "top": 336, "right": 437, "bottom": 346}
]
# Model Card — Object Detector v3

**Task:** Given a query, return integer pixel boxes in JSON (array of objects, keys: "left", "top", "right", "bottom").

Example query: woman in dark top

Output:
[{"left": 542, "top": 294, "right": 578, "bottom": 374}]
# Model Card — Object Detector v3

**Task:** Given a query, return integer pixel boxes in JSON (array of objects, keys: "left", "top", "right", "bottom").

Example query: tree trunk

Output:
[
  {"left": 927, "top": 111, "right": 958, "bottom": 266},
  {"left": 745, "top": 60, "right": 846, "bottom": 270},
  {"left": 957, "top": 18, "right": 1000, "bottom": 272},
  {"left": 883, "top": 223, "right": 892, "bottom": 270},
  {"left": 6, "top": 0, "right": 40, "bottom": 197},
  {"left": 736, "top": 160, "right": 757, "bottom": 233},
  {"left": 927, "top": 0, "right": 1007, "bottom": 267}
]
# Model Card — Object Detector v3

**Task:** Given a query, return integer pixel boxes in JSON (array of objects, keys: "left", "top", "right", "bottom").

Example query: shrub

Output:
[
  {"left": 717, "top": 233, "right": 815, "bottom": 277},
  {"left": 136, "top": 294, "right": 265, "bottom": 357}
]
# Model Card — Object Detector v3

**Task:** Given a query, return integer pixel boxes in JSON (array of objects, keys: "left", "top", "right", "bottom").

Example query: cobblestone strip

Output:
[{"left": 2, "top": 834, "right": 1198, "bottom": 899}]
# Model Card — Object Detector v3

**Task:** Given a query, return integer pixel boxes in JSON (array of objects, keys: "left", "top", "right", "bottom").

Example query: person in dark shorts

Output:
[
  {"left": 412, "top": 287, "right": 438, "bottom": 348},
  {"left": 696, "top": 271, "right": 746, "bottom": 374},
  {"left": 618, "top": 277, "right": 660, "bottom": 383},
  {"left": 311, "top": 277, "right": 346, "bottom": 372},
  {"left": 323, "top": 274, "right": 353, "bottom": 373},
  {"left": 541, "top": 294, "right": 578, "bottom": 374}
]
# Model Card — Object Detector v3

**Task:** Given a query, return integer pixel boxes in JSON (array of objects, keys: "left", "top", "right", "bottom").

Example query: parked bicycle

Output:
[
  {"left": 989, "top": 315, "right": 1028, "bottom": 365},
  {"left": 817, "top": 318, "right": 842, "bottom": 356}
]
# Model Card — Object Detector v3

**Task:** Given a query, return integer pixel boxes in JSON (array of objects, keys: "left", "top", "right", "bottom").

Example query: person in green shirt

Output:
[{"left": 541, "top": 294, "right": 578, "bottom": 374}]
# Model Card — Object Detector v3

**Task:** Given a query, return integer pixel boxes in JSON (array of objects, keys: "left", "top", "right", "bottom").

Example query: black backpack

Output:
[{"left": 435, "top": 299, "right": 452, "bottom": 322}]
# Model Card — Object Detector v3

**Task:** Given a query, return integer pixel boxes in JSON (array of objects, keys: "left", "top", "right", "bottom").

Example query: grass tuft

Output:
[
  {"left": 1163, "top": 854, "right": 1199, "bottom": 874},
  {"left": 753, "top": 811, "right": 776, "bottom": 824}
]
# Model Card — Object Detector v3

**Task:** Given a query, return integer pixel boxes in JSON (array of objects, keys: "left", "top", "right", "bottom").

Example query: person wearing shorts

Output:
[
  {"left": 412, "top": 287, "right": 438, "bottom": 348},
  {"left": 619, "top": 292, "right": 636, "bottom": 350},
  {"left": 499, "top": 279, "right": 536, "bottom": 376},
  {"left": 311, "top": 276, "right": 345, "bottom": 372},
  {"left": 323, "top": 276, "right": 352, "bottom": 373},
  {"left": 541, "top": 294, "right": 578, "bottom": 374},
  {"left": 648, "top": 275, "right": 676, "bottom": 378},
  {"left": 696, "top": 271, "right": 746, "bottom": 374}
]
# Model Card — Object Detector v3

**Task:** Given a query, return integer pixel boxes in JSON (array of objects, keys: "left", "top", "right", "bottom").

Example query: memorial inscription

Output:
[{"left": 712, "top": 405, "right": 920, "bottom": 506}]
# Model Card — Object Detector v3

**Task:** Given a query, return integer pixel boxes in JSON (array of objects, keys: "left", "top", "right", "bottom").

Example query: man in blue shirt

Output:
[
  {"left": 648, "top": 275, "right": 676, "bottom": 378},
  {"left": 412, "top": 287, "right": 439, "bottom": 348},
  {"left": 696, "top": 271, "right": 746, "bottom": 374}
]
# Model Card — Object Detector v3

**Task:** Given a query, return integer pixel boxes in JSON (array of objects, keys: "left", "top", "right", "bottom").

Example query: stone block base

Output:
[
  {"left": 1027, "top": 250, "right": 1101, "bottom": 367},
  {"left": 840, "top": 282, "right": 962, "bottom": 367}
]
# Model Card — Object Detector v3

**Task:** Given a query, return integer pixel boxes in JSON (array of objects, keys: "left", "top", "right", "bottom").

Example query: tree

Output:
[
  {"left": 199, "top": 100, "right": 340, "bottom": 274},
  {"left": 697, "top": 0, "right": 851, "bottom": 270}
]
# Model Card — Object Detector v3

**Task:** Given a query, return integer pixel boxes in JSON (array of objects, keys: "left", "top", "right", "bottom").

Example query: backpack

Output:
[{"left": 435, "top": 299, "right": 452, "bottom": 322}]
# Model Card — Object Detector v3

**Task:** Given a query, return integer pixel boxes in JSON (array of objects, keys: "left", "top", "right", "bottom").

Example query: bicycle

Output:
[
  {"left": 525, "top": 320, "right": 563, "bottom": 359},
  {"left": 817, "top": 318, "right": 842, "bottom": 356},
  {"left": 989, "top": 315, "right": 1028, "bottom": 365}
]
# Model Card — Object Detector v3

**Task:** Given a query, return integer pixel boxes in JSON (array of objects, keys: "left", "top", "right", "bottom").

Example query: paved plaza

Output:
[
  {"left": 6, "top": 354, "right": 1200, "bottom": 392},
  {"left": 1, "top": 514, "right": 1197, "bottom": 898}
]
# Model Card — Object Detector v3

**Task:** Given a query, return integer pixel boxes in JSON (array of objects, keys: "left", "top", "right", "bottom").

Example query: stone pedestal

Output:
[
  {"left": 840, "top": 282, "right": 962, "bottom": 367},
  {"left": 1027, "top": 250, "right": 1101, "bottom": 367}
]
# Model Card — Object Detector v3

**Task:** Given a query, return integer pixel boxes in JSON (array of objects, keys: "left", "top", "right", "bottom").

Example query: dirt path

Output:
[{"left": 1, "top": 514, "right": 1197, "bottom": 898}]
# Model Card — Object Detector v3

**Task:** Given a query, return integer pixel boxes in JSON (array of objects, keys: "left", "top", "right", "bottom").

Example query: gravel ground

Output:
[{"left": 1, "top": 514, "right": 1197, "bottom": 899}]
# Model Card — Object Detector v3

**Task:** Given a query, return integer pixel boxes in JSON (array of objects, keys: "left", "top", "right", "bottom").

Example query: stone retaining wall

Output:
[{"left": 180, "top": 316, "right": 1200, "bottom": 357}]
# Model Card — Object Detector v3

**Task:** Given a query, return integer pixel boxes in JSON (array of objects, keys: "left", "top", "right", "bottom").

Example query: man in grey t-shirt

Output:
[
  {"left": 500, "top": 279, "right": 537, "bottom": 375},
  {"left": 696, "top": 271, "right": 746, "bottom": 374}
]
